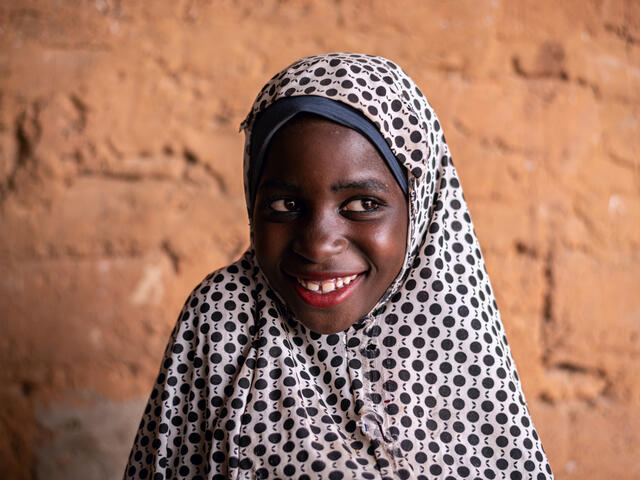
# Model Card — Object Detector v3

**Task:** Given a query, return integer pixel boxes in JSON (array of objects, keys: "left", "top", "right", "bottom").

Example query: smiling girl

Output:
[{"left": 125, "top": 53, "right": 553, "bottom": 480}]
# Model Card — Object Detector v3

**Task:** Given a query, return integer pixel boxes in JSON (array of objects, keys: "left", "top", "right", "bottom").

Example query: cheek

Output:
[
  {"left": 363, "top": 219, "right": 408, "bottom": 273},
  {"left": 252, "top": 223, "right": 284, "bottom": 272}
]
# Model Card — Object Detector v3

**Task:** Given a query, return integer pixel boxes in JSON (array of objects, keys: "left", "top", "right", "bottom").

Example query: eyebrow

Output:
[
  {"left": 259, "top": 179, "right": 299, "bottom": 192},
  {"left": 258, "top": 177, "right": 390, "bottom": 193},
  {"left": 331, "top": 179, "right": 390, "bottom": 193}
]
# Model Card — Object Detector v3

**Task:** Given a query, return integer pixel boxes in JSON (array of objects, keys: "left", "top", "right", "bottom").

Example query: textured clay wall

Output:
[{"left": 1, "top": 1, "right": 639, "bottom": 479}]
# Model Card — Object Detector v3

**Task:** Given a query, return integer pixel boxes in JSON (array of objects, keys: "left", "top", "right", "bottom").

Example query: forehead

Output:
[{"left": 261, "top": 116, "right": 397, "bottom": 186}]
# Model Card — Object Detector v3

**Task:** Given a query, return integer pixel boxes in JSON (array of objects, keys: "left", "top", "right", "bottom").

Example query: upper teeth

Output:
[{"left": 297, "top": 275, "right": 358, "bottom": 293}]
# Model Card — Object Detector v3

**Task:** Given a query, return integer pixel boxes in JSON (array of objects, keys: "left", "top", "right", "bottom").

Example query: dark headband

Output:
[{"left": 248, "top": 96, "right": 408, "bottom": 208}]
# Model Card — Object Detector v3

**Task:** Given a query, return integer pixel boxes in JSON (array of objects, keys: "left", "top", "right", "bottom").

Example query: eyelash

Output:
[
  {"left": 342, "top": 198, "right": 382, "bottom": 213},
  {"left": 266, "top": 197, "right": 384, "bottom": 215},
  {"left": 269, "top": 198, "right": 300, "bottom": 212}
]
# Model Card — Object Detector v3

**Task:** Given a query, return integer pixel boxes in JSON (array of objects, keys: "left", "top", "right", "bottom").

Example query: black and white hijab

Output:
[{"left": 125, "top": 53, "right": 553, "bottom": 480}]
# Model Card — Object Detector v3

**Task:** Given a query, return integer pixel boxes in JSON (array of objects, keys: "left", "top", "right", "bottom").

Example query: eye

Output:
[
  {"left": 270, "top": 198, "right": 300, "bottom": 212},
  {"left": 342, "top": 198, "right": 381, "bottom": 213}
]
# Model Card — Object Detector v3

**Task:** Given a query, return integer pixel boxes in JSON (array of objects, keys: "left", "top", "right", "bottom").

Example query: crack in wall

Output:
[
  {"left": 1, "top": 103, "right": 42, "bottom": 202},
  {"left": 451, "top": 117, "right": 542, "bottom": 157},
  {"left": 512, "top": 56, "right": 569, "bottom": 81},
  {"left": 68, "top": 94, "right": 88, "bottom": 132},
  {"left": 536, "top": 243, "right": 615, "bottom": 405},
  {"left": 604, "top": 22, "right": 640, "bottom": 46},
  {"left": 68, "top": 141, "right": 232, "bottom": 192},
  {"left": 539, "top": 361, "right": 612, "bottom": 405},
  {"left": 540, "top": 247, "right": 554, "bottom": 366},
  {"left": 514, "top": 240, "right": 538, "bottom": 258},
  {"left": 182, "top": 147, "right": 228, "bottom": 193},
  {"left": 511, "top": 41, "right": 569, "bottom": 81},
  {"left": 160, "top": 239, "right": 181, "bottom": 274}
]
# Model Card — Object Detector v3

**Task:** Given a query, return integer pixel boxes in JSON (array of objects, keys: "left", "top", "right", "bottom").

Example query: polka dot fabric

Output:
[{"left": 125, "top": 53, "right": 553, "bottom": 480}]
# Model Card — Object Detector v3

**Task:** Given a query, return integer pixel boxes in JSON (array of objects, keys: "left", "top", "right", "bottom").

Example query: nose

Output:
[{"left": 292, "top": 208, "right": 347, "bottom": 263}]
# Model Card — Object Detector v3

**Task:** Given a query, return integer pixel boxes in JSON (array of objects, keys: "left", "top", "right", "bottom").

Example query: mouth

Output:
[
  {"left": 287, "top": 272, "right": 364, "bottom": 308},
  {"left": 296, "top": 274, "right": 359, "bottom": 293}
]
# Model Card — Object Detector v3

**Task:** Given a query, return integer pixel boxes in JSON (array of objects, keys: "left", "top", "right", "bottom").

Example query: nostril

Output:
[{"left": 292, "top": 228, "right": 347, "bottom": 263}]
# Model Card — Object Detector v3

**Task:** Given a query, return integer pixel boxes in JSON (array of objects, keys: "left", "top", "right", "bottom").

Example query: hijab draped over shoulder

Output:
[{"left": 124, "top": 53, "right": 554, "bottom": 480}]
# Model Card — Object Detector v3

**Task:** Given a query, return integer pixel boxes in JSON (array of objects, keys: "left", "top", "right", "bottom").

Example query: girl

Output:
[{"left": 125, "top": 53, "right": 553, "bottom": 480}]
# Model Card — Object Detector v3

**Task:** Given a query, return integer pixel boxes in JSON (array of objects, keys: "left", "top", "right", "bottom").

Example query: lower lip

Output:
[{"left": 292, "top": 275, "right": 363, "bottom": 308}]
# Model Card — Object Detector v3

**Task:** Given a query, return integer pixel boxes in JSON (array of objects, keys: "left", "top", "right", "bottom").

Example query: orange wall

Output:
[{"left": 1, "top": 1, "right": 639, "bottom": 478}]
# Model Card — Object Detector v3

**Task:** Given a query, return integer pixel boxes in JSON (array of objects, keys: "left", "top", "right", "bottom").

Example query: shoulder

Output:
[
  {"left": 172, "top": 251, "right": 260, "bottom": 342},
  {"left": 124, "top": 253, "right": 262, "bottom": 477}
]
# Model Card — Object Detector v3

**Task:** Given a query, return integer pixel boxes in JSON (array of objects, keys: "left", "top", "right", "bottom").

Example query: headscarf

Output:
[{"left": 125, "top": 53, "right": 554, "bottom": 480}]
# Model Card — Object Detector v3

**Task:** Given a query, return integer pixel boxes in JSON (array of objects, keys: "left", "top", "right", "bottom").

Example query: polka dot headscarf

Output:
[{"left": 125, "top": 53, "right": 554, "bottom": 480}]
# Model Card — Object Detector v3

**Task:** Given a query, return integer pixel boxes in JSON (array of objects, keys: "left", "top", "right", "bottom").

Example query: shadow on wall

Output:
[{"left": 35, "top": 396, "right": 146, "bottom": 479}]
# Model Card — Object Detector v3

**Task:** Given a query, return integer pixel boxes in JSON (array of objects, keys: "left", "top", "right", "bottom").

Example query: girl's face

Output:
[{"left": 252, "top": 116, "right": 408, "bottom": 334}]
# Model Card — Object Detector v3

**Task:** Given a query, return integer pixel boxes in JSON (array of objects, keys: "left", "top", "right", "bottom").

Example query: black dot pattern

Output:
[{"left": 125, "top": 53, "right": 553, "bottom": 480}]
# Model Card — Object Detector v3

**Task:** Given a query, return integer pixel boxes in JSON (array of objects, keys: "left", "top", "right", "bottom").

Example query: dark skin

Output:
[{"left": 252, "top": 116, "right": 408, "bottom": 334}]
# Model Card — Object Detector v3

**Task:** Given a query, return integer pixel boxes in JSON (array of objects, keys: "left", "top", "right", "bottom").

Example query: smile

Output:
[
  {"left": 296, "top": 274, "right": 359, "bottom": 293},
  {"left": 289, "top": 273, "right": 364, "bottom": 308}
]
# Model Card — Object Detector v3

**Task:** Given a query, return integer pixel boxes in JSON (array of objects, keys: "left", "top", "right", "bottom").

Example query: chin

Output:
[{"left": 296, "top": 314, "right": 354, "bottom": 335}]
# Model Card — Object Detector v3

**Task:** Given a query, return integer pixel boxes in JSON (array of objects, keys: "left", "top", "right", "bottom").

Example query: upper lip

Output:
[{"left": 284, "top": 270, "right": 365, "bottom": 281}]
